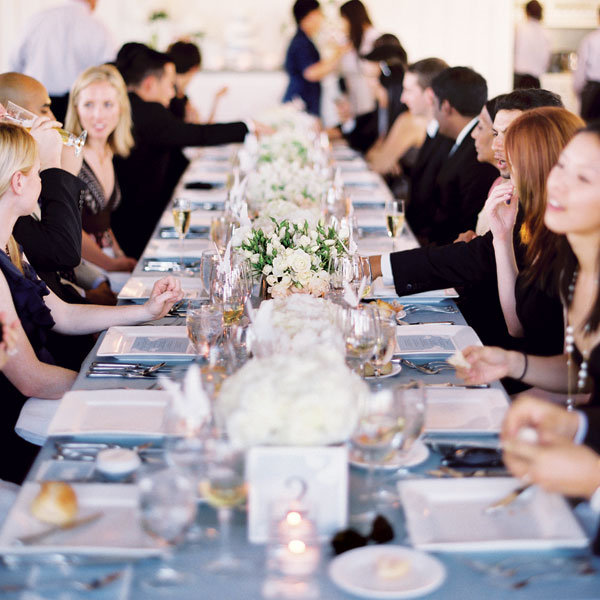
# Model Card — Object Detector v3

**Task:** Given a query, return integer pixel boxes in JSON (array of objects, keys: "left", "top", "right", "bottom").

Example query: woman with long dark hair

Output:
[{"left": 339, "top": 0, "right": 379, "bottom": 115}]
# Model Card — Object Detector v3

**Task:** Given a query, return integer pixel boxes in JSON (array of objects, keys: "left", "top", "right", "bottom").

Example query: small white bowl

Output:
[{"left": 95, "top": 448, "right": 141, "bottom": 479}]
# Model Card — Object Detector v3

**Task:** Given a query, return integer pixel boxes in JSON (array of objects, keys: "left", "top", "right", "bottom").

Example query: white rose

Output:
[
  {"left": 262, "top": 264, "right": 273, "bottom": 275},
  {"left": 251, "top": 253, "right": 260, "bottom": 264},
  {"left": 272, "top": 256, "right": 287, "bottom": 277},
  {"left": 266, "top": 243, "right": 274, "bottom": 256},
  {"left": 299, "top": 234, "right": 311, "bottom": 247},
  {"left": 289, "top": 249, "right": 312, "bottom": 274},
  {"left": 266, "top": 274, "right": 277, "bottom": 286},
  {"left": 324, "top": 239, "right": 335, "bottom": 246}
]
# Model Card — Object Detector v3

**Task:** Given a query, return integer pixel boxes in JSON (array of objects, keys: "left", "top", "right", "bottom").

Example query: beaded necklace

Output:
[{"left": 565, "top": 268, "right": 593, "bottom": 411}]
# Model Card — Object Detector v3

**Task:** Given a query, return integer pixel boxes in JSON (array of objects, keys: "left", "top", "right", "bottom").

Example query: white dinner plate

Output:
[
  {"left": 424, "top": 388, "right": 509, "bottom": 434},
  {"left": 370, "top": 278, "right": 457, "bottom": 301},
  {"left": 0, "top": 483, "right": 164, "bottom": 558},
  {"left": 97, "top": 326, "right": 195, "bottom": 361},
  {"left": 118, "top": 275, "right": 204, "bottom": 301},
  {"left": 399, "top": 478, "right": 588, "bottom": 552},
  {"left": 48, "top": 390, "right": 170, "bottom": 437},
  {"left": 395, "top": 324, "right": 481, "bottom": 356},
  {"left": 144, "top": 238, "right": 211, "bottom": 258},
  {"left": 328, "top": 545, "right": 446, "bottom": 599},
  {"left": 364, "top": 362, "right": 402, "bottom": 381},
  {"left": 349, "top": 439, "right": 430, "bottom": 471}
]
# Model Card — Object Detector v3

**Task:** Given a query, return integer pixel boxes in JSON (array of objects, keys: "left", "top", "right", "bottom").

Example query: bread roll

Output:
[
  {"left": 376, "top": 555, "right": 411, "bottom": 580},
  {"left": 31, "top": 482, "right": 78, "bottom": 525},
  {"left": 364, "top": 361, "right": 393, "bottom": 377}
]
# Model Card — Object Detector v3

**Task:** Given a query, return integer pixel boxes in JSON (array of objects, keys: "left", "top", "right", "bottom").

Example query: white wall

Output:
[{"left": 0, "top": 0, "right": 513, "bottom": 111}]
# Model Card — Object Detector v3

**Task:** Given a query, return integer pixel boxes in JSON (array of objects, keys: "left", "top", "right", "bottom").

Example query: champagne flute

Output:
[
  {"left": 343, "top": 305, "right": 378, "bottom": 375},
  {"left": 172, "top": 198, "right": 192, "bottom": 272},
  {"left": 202, "top": 438, "right": 246, "bottom": 572},
  {"left": 3, "top": 101, "right": 87, "bottom": 156},
  {"left": 186, "top": 302, "right": 224, "bottom": 360},
  {"left": 384, "top": 198, "right": 406, "bottom": 249},
  {"left": 138, "top": 465, "right": 197, "bottom": 587}
]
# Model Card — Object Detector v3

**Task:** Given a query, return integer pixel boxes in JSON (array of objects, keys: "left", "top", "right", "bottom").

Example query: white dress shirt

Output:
[
  {"left": 10, "top": 0, "right": 114, "bottom": 96},
  {"left": 514, "top": 18, "right": 551, "bottom": 77},
  {"left": 574, "top": 28, "right": 600, "bottom": 94}
]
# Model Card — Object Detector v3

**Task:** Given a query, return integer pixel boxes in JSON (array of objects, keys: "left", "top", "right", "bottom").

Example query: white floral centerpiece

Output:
[
  {"left": 234, "top": 218, "right": 349, "bottom": 297},
  {"left": 250, "top": 295, "right": 344, "bottom": 356},
  {"left": 245, "top": 158, "right": 330, "bottom": 214},
  {"left": 216, "top": 346, "right": 367, "bottom": 448},
  {"left": 255, "top": 130, "right": 322, "bottom": 167},
  {"left": 257, "top": 102, "right": 319, "bottom": 134}
]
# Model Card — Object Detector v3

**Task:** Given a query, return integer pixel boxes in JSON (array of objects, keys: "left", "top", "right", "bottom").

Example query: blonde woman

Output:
[
  {"left": 63, "top": 64, "right": 137, "bottom": 273},
  {"left": 0, "top": 122, "right": 182, "bottom": 482}
]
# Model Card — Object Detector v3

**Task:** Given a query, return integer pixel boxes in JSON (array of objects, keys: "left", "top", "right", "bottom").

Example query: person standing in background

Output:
[
  {"left": 9, "top": 0, "right": 114, "bottom": 123},
  {"left": 339, "top": 0, "right": 379, "bottom": 116},
  {"left": 283, "top": 0, "right": 349, "bottom": 117},
  {"left": 574, "top": 7, "right": 600, "bottom": 122},
  {"left": 513, "top": 0, "right": 551, "bottom": 89}
]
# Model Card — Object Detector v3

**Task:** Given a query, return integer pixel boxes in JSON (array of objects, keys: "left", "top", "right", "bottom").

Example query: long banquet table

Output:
[{"left": 1, "top": 143, "right": 600, "bottom": 599}]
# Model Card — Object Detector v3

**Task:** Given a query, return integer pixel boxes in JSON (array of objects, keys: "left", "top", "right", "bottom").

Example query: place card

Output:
[{"left": 246, "top": 446, "right": 348, "bottom": 544}]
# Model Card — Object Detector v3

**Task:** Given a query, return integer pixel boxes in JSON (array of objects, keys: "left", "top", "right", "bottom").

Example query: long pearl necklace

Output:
[{"left": 565, "top": 268, "right": 591, "bottom": 411}]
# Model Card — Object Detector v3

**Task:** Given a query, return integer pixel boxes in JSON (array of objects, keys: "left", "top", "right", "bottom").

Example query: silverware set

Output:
[
  {"left": 396, "top": 357, "right": 455, "bottom": 375},
  {"left": 87, "top": 361, "right": 169, "bottom": 378},
  {"left": 402, "top": 304, "right": 458, "bottom": 315}
]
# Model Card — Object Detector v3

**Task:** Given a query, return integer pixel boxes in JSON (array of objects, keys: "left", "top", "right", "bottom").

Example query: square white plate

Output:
[
  {"left": 118, "top": 276, "right": 204, "bottom": 301},
  {"left": 48, "top": 390, "right": 169, "bottom": 437},
  {"left": 97, "top": 326, "right": 195, "bottom": 361},
  {"left": 159, "top": 209, "right": 217, "bottom": 227},
  {"left": 371, "top": 278, "right": 458, "bottom": 301},
  {"left": 424, "top": 388, "right": 509, "bottom": 434},
  {"left": 0, "top": 483, "right": 163, "bottom": 558},
  {"left": 400, "top": 478, "right": 588, "bottom": 552},
  {"left": 395, "top": 324, "right": 481, "bottom": 356},
  {"left": 144, "top": 238, "right": 210, "bottom": 258}
]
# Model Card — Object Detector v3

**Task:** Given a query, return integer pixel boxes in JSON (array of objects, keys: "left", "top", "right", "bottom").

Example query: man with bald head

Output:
[
  {"left": 10, "top": 0, "right": 114, "bottom": 121},
  {"left": 0, "top": 72, "right": 54, "bottom": 119}
]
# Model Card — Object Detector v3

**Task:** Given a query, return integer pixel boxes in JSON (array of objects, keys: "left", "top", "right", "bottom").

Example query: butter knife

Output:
[
  {"left": 17, "top": 511, "right": 104, "bottom": 545},
  {"left": 483, "top": 485, "right": 531, "bottom": 514}
]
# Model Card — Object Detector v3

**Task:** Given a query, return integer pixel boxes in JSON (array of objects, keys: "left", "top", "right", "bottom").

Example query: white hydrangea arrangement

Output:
[
  {"left": 255, "top": 129, "right": 322, "bottom": 167},
  {"left": 257, "top": 102, "right": 319, "bottom": 134},
  {"left": 216, "top": 346, "right": 367, "bottom": 448},
  {"left": 234, "top": 218, "right": 350, "bottom": 298}
]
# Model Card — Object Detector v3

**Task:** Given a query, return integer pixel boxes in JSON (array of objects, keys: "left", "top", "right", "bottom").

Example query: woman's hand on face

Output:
[
  {"left": 503, "top": 438, "right": 600, "bottom": 498},
  {"left": 501, "top": 395, "right": 580, "bottom": 446},
  {"left": 486, "top": 182, "right": 519, "bottom": 243},
  {"left": 143, "top": 276, "right": 184, "bottom": 320},
  {"left": 108, "top": 256, "right": 137, "bottom": 272},
  {"left": 456, "top": 345, "right": 515, "bottom": 384}
]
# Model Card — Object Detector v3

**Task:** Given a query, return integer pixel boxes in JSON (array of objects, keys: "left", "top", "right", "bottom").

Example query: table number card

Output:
[{"left": 246, "top": 446, "right": 348, "bottom": 544}]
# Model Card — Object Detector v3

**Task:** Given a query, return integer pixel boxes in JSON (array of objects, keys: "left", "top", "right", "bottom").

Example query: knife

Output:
[
  {"left": 17, "top": 511, "right": 104, "bottom": 545},
  {"left": 483, "top": 484, "right": 532, "bottom": 514},
  {"left": 422, "top": 382, "right": 490, "bottom": 389}
]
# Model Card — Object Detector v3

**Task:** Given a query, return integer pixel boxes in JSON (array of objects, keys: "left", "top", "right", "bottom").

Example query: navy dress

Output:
[
  {"left": 283, "top": 29, "right": 321, "bottom": 116},
  {"left": 0, "top": 251, "right": 56, "bottom": 483}
]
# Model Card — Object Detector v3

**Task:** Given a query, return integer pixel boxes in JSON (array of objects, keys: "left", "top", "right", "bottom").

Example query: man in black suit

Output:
[
  {"left": 112, "top": 44, "right": 256, "bottom": 259},
  {"left": 399, "top": 58, "right": 452, "bottom": 244},
  {"left": 420, "top": 67, "right": 498, "bottom": 246}
]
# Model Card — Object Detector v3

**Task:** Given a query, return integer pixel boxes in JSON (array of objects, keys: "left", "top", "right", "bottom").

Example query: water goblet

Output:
[
  {"left": 211, "top": 271, "right": 245, "bottom": 327},
  {"left": 186, "top": 302, "right": 224, "bottom": 360},
  {"left": 138, "top": 465, "right": 197, "bottom": 587},
  {"left": 369, "top": 316, "right": 397, "bottom": 380},
  {"left": 343, "top": 305, "right": 378, "bottom": 375}
]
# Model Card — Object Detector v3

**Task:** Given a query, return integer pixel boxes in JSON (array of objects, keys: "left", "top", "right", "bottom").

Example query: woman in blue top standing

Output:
[{"left": 283, "top": 0, "right": 349, "bottom": 117}]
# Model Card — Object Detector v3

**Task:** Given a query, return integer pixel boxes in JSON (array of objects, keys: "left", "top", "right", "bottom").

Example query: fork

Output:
[
  {"left": 397, "top": 358, "right": 455, "bottom": 375},
  {"left": 403, "top": 304, "right": 458, "bottom": 314}
]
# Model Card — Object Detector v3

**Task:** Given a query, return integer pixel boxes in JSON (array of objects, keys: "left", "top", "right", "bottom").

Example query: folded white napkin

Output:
[{"left": 15, "top": 398, "right": 59, "bottom": 446}]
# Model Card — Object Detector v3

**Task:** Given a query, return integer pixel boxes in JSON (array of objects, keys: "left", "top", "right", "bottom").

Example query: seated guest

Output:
[
  {"left": 283, "top": 0, "right": 349, "bottom": 117},
  {"left": 0, "top": 121, "right": 182, "bottom": 483},
  {"left": 63, "top": 64, "right": 137, "bottom": 275},
  {"left": 0, "top": 313, "right": 17, "bottom": 370},
  {"left": 398, "top": 58, "right": 452, "bottom": 243},
  {"left": 112, "top": 43, "right": 256, "bottom": 259},
  {"left": 367, "top": 89, "right": 567, "bottom": 356},
  {"left": 458, "top": 121, "right": 600, "bottom": 408},
  {"left": 419, "top": 66, "right": 498, "bottom": 246},
  {"left": 167, "top": 41, "right": 227, "bottom": 124}
]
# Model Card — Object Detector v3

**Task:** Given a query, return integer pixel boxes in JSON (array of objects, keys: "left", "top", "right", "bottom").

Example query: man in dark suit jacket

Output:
[
  {"left": 419, "top": 67, "right": 498, "bottom": 246},
  {"left": 112, "top": 44, "right": 253, "bottom": 259}
]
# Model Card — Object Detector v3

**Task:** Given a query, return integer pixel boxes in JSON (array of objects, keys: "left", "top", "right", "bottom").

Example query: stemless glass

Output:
[
  {"left": 3, "top": 101, "right": 87, "bottom": 156},
  {"left": 343, "top": 306, "right": 378, "bottom": 375},
  {"left": 203, "top": 439, "right": 246, "bottom": 572},
  {"left": 351, "top": 381, "right": 426, "bottom": 512},
  {"left": 172, "top": 198, "right": 192, "bottom": 272},
  {"left": 369, "top": 316, "right": 397, "bottom": 379},
  {"left": 384, "top": 198, "right": 406, "bottom": 248},
  {"left": 186, "top": 302, "right": 224, "bottom": 360},
  {"left": 138, "top": 465, "right": 197, "bottom": 587}
]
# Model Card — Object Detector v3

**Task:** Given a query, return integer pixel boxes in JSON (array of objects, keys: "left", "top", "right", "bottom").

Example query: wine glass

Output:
[
  {"left": 210, "top": 270, "right": 245, "bottom": 327},
  {"left": 200, "top": 248, "right": 220, "bottom": 298},
  {"left": 3, "top": 100, "right": 87, "bottom": 156},
  {"left": 328, "top": 255, "right": 352, "bottom": 292},
  {"left": 186, "top": 302, "right": 224, "bottom": 360},
  {"left": 351, "top": 381, "right": 426, "bottom": 513},
  {"left": 138, "top": 465, "right": 197, "bottom": 587},
  {"left": 343, "top": 306, "right": 378, "bottom": 375},
  {"left": 202, "top": 438, "right": 246, "bottom": 572},
  {"left": 172, "top": 198, "right": 192, "bottom": 272},
  {"left": 384, "top": 198, "right": 405, "bottom": 249},
  {"left": 369, "top": 316, "right": 397, "bottom": 380},
  {"left": 210, "top": 216, "right": 233, "bottom": 254},
  {"left": 350, "top": 254, "right": 372, "bottom": 298}
]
